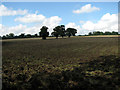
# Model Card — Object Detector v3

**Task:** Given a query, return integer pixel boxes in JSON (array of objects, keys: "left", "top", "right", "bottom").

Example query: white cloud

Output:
[
  {"left": 66, "top": 22, "right": 80, "bottom": 30},
  {"left": 66, "top": 22, "right": 82, "bottom": 35},
  {"left": 42, "top": 16, "right": 62, "bottom": 34},
  {"left": 1, "top": 15, "right": 62, "bottom": 36},
  {"left": 0, "top": 12, "right": 118, "bottom": 36},
  {"left": 82, "top": 21, "right": 95, "bottom": 30},
  {"left": 0, "top": 4, "right": 28, "bottom": 16},
  {"left": 65, "top": 22, "right": 90, "bottom": 35},
  {"left": 66, "top": 13, "right": 118, "bottom": 35},
  {"left": 0, "top": 24, "right": 27, "bottom": 35},
  {"left": 0, "top": 24, "right": 42, "bottom": 36},
  {"left": 82, "top": 13, "right": 118, "bottom": 32},
  {"left": 15, "top": 14, "right": 46, "bottom": 23},
  {"left": 73, "top": 4, "right": 100, "bottom": 14},
  {"left": 14, "top": 13, "right": 62, "bottom": 25},
  {"left": 14, "top": 14, "right": 62, "bottom": 34},
  {"left": 0, "top": 4, "right": 62, "bottom": 35}
]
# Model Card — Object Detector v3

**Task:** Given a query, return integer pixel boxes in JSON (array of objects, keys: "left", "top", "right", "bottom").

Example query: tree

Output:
[
  {"left": 52, "top": 25, "right": 65, "bottom": 39},
  {"left": 66, "top": 28, "right": 72, "bottom": 37},
  {"left": 9, "top": 33, "right": 14, "bottom": 38},
  {"left": 92, "top": 31, "right": 104, "bottom": 35},
  {"left": 89, "top": 31, "right": 118, "bottom": 36},
  {"left": 104, "top": 31, "right": 111, "bottom": 35},
  {"left": 60, "top": 25, "right": 65, "bottom": 38},
  {"left": 70, "top": 28, "right": 77, "bottom": 36},
  {"left": 111, "top": 31, "right": 118, "bottom": 35},
  {"left": 51, "top": 32, "right": 59, "bottom": 39},
  {"left": 34, "top": 34, "right": 38, "bottom": 37},
  {"left": 26, "top": 34, "right": 32, "bottom": 38},
  {"left": 52, "top": 26, "right": 61, "bottom": 39},
  {"left": 88, "top": 32, "right": 92, "bottom": 36},
  {"left": 2, "top": 35, "right": 6, "bottom": 39},
  {"left": 39, "top": 26, "right": 49, "bottom": 40},
  {"left": 66, "top": 28, "right": 77, "bottom": 37},
  {"left": 19, "top": 33, "right": 25, "bottom": 38}
]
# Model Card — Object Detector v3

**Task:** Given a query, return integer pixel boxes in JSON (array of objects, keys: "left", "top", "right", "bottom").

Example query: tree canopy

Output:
[
  {"left": 88, "top": 31, "right": 118, "bottom": 36},
  {"left": 39, "top": 26, "right": 49, "bottom": 40},
  {"left": 66, "top": 28, "right": 77, "bottom": 37},
  {"left": 52, "top": 25, "right": 65, "bottom": 39}
]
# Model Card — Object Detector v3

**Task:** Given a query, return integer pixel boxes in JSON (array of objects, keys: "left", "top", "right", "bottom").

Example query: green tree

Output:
[
  {"left": 19, "top": 33, "right": 25, "bottom": 38},
  {"left": 71, "top": 28, "right": 77, "bottom": 36},
  {"left": 111, "top": 31, "right": 118, "bottom": 35},
  {"left": 66, "top": 28, "right": 72, "bottom": 37},
  {"left": 66, "top": 28, "right": 77, "bottom": 37},
  {"left": 26, "top": 34, "right": 32, "bottom": 38},
  {"left": 52, "top": 25, "right": 66, "bottom": 39},
  {"left": 34, "top": 34, "right": 38, "bottom": 37},
  {"left": 9, "top": 33, "right": 14, "bottom": 38},
  {"left": 104, "top": 31, "right": 111, "bottom": 35},
  {"left": 2, "top": 35, "right": 6, "bottom": 39},
  {"left": 93, "top": 31, "right": 104, "bottom": 35},
  {"left": 52, "top": 25, "right": 61, "bottom": 39},
  {"left": 39, "top": 26, "right": 49, "bottom": 40},
  {"left": 88, "top": 32, "right": 92, "bottom": 36},
  {"left": 60, "top": 25, "right": 65, "bottom": 38},
  {"left": 51, "top": 32, "right": 59, "bottom": 39}
]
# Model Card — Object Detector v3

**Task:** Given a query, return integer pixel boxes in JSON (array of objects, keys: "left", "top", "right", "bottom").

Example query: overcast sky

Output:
[{"left": 0, "top": 2, "right": 118, "bottom": 36}]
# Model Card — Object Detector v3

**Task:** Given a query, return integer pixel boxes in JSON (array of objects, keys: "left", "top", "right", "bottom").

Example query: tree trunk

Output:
[
  {"left": 56, "top": 36, "right": 58, "bottom": 39},
  {"left": 42, "top": 36, "right": 46, "bottom": 40}
]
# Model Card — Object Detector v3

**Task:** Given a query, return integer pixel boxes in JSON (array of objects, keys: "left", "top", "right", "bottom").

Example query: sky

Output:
[
  {"left": 0, "top": 2, "right": 118, "bottom": 36},
  {"left": 1, "top": 0, "right": 120, "bottom": 2}
]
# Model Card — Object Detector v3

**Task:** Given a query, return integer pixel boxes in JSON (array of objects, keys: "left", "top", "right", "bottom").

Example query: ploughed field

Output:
[{"left": 2, "top": 36, "right": 120, "bottom": 90}]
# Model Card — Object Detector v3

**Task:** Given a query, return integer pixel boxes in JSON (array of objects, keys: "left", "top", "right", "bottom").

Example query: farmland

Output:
[{"left": 2, "top": 36, "right": 120, "bottom": 90}]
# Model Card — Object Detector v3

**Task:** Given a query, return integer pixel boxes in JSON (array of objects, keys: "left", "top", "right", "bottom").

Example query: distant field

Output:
[
  {"left": 2, "top": 35, "right": 119, "bottom": 41},
  {"left": 2, "top": 36, "right": 120, "bottom": 90},
  {"left": 86, "top": 35, "right": 119, "bottom": 37}
]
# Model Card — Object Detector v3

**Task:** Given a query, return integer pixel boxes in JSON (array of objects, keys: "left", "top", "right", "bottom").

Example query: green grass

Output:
[{"left": 2, "top": 36, "right": 120, "bottom": 90}]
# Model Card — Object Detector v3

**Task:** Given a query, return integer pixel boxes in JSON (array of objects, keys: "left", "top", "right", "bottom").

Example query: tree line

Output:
[
  {"left": 88, "top": 31, "right": 118, "bottom": 36},
  {"left": 1, "top": 25, "right": 119, "bottom": 39},
  {"left": 2, "top": 25, "right": 77, "bottom": 39}
]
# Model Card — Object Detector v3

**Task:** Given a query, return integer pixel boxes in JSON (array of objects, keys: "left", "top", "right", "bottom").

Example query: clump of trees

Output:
[
  {"left": 88, "top": 31, "right": 118, "bottom": 36},
  {"left": 52, "top": 25, "right": 66, "bottom": 39},
  {"left": 51, "top": 25, "right": 77, "bottom": 39},
  {"left": 2, "top": 25, "right": 77, "bottom": 40},
  {"left": 2, "top": 33, "right": 15, "bottom": 39},
  {"left": 2, "top": 25, "right": 119, "bottom": 40},
  {"left": 2, "top": 33, "right": 39, "bottom": 39}
]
